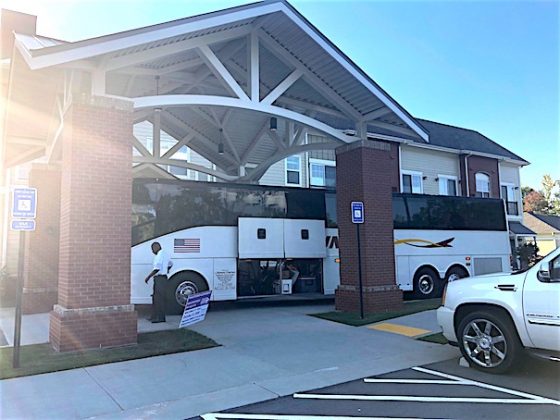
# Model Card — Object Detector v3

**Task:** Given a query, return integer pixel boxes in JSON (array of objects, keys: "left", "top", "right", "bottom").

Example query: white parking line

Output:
[
  {"left": 412, "top": 366, "right": 560, "bottom": 406},
  {"left": 292, "top": 393, "right": 548, "bottom": 404},
  {"left": 363, "top": 379, "right": 461, "bottom": 385},
  {"left": 201, "top": 414, "right": 446, "bottom": 420}
]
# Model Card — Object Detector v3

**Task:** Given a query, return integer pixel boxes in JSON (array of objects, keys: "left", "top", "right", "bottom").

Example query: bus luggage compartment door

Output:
[
  {"left": 284, "top": 219, "right": 326, "bottom": 258},
  {"left": 238, "top": 218, "right": 284, "bottom": 259}
]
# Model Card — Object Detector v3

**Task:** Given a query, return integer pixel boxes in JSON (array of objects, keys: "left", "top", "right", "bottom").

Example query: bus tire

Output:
[
  {"left": 412, "top": 267, "right": 440, "bottom": 299},
  {"left": 166, "top": 272, "right": 209, "bottom": 315},
  {"left": 445, "top": 266, "right": 469, "bottom": 283}
]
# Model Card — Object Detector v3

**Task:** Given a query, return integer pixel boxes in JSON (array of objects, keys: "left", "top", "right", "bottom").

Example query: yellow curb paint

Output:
[{"left": 368, "top": 322, "right": 431, "bottom": 337}]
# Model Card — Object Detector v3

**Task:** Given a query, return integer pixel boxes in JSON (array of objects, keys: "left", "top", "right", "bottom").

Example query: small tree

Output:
[{"left": 523, "top": 190, "right": 547, "bottom": 213}]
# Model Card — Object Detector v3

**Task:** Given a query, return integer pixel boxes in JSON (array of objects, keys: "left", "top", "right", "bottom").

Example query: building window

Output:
[
  {"left": 286, "top": 156, "right": 301, "bottom": 186},
  {"left": 501, "top": 183, "right": 519, "bottom": 216},
  {"left": 309, "top": 159, "right": 336, "bottom": 188},
  {"left": 475, "top": 173, "right": 490, "bottom": 198},
  {"left": 401, "top": 170, "right": 423, "bottom": 194},
  {"left": 438, "top": 175, "right": 458, "bottom": 196}
]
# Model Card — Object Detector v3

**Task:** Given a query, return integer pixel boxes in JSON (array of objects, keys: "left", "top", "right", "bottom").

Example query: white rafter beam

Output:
[
  {"left": 127, "top": 94, "right": 356, "bottom": 144},
  {"left": 261, "top": 69, "right": 303, "bottom": 106},
  {"left": 269, "top": 129, "right": 287, "bottom": 150},
  {"left": 162, "top": 133, "right": 195, "bottom": 159},
  {"left": 258, "top": 31, "right": 362, "bottom": 121},
  {"left": 197, "top": 44, "right": 250, "bottom": 100},
  {"left": 162, "top": 109, "right": 238, "bottom": 167},
  {"left": 361, "top": 106, "right": 391, "bottom": 121},
  {"left": 133, "top": 136, "right": 151, "bottom": 157},
  {"left": 188, "top": 107, "right": 241, "bottom": 164},
  {"left": 249, "top": 31, "right": 259, "bottom": 102}
]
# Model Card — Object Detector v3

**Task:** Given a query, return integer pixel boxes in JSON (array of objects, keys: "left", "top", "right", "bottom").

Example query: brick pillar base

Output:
[
  {"left": 334, "top": 140, "right": 403, "bottom": 314},
  {"left": 50, "top": 305, "right": 137, "bottom": 352},
  {"left": 50, "top": 96, "right": 137, "bottom": 352},
  {"left": 335, "top": 286, "right": 402, "bottom": 313},
  {"left": 22, "top": 164, "right": 61, "bottom": 314}
]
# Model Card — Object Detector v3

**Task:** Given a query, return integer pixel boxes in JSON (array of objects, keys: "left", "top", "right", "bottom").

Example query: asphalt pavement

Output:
[{"left": 197, "top": 356, "right": 560, "bottom": 420}]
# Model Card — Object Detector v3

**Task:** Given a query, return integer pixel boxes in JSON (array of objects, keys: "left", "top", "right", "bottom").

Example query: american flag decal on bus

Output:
[{"left": 174, "top": 238, "right": 200, "bottom": 253}]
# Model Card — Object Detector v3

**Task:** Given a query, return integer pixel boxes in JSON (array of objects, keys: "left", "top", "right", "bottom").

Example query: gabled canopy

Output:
[{"left": 5, "top": 0, "right": 429, "bottom": 180}]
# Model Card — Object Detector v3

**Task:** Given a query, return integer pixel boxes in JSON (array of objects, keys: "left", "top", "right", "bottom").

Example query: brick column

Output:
[
  {"left": 22, "top": 164, "right": 61, "bottom": 314},
  {"left": 335, "top": 140, "right": 403, "bottom": 314},
  {"left": 49, "top": 96, "right": 137, "bottom": 352}
]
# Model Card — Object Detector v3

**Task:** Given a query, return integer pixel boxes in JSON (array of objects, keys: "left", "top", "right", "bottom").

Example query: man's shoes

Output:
[{"left": 151, "top": 319, "right": 166, "bottom": 323}]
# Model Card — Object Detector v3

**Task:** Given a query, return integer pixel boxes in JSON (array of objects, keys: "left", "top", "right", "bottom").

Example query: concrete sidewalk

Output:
[{"left": 0, "top": 303, "right": 456, "bottom": 419}]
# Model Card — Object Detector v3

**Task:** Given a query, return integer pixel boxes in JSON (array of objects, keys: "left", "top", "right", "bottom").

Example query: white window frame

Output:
[
  {"left": 475, "top": 172, "right": 491, "bottom": 198},
  {"left": 285, "top": 155, "right": 302, "bottom": 186},
  {"left": 438, "top": 175, "right": 458, "bottom": 196},
  {"left": 501, "top": 182, "right": 519, "bottom": 216},
  {"left": 309, "top": 158, "right": 336, "bottom": 188},
  {"left": 401, "top": 170, "right": 423, "bottom": 194}
]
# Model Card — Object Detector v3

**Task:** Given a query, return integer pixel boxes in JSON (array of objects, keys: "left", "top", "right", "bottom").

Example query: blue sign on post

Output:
[
  {"left": 179, "top": 291, "right": 212, "bottom": 328},
  {"left": 12, "top": 188, "right": 37, "bottom": 219},
  {"left": 11, "top": 220, "right": 36, "bottom": 231},
  {"left": 351, "top": 201, "right": 364, "bottom": 224}
]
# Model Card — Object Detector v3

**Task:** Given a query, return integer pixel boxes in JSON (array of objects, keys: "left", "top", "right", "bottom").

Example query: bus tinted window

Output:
[
  {"left": 325, "top": 191, "right": 337, "bottom": 228},
  {"left": 132, "top": 179, "right": 325, "bottom": 245},
  {"left": 393, "top": 194, "right": 507, "bottom": 231}
]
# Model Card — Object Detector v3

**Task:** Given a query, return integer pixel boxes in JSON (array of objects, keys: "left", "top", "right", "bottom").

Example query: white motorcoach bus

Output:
[{"left": 131, "top": 179, "right": 510, "bottom": 312}]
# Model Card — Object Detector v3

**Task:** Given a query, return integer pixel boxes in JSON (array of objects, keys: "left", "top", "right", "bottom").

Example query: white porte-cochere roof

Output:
[{"left": 6, "top": 0, "right": 430, "bottom": 181}]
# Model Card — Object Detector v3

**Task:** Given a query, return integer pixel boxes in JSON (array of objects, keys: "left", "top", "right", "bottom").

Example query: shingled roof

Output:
[{"left": 416, "top": 119, "right": 528, "bottom": 164}]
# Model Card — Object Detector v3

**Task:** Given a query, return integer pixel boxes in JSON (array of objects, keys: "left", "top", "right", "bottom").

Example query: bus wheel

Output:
[
  {"left": 166, "top": 272, "right": 209, "bottom": 315},
  {"left": 445, "top": 266, "right": 469, "bottom": 283},
  {"left": 413, "top": 267, "right": 440, "bottom": 299}
]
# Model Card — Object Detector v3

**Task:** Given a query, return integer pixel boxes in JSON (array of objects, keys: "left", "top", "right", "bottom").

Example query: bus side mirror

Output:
[{"left": 537, "top": 262, "right": 551, "bottom": 283}]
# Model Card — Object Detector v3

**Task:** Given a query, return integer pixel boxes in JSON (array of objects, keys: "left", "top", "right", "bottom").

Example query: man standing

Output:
[{"left": 144, "top": 242, "right": 171, "bottom": 323}]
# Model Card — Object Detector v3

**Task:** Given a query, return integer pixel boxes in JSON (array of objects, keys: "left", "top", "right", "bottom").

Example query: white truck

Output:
[{"left": 437, "top": 247, "right": 560, "bottom": 373}]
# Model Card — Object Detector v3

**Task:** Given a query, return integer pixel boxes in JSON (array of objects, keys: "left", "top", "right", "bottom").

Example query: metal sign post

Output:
[
  {"left": 11, "top": 187, "right": 37, "bottom": 368},
  {"left": 351, "top": 202, "right": 365, "bottom": 319}
]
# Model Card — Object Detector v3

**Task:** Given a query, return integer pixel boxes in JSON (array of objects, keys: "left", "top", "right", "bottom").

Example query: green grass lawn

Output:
[
  {"left": 0, "top": 329, "right": 219, "bottom": 380},
  {"left": 310, "top": 298, "right": 442, "bottom": 327}
]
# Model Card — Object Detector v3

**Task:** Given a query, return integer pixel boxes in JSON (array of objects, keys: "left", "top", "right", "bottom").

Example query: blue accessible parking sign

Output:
[
  {"left": 351, "top": 201, "right": 364, "bottom": 224},
  {"left": 12, "top": 188, "right": 37, "bottom": 219}
]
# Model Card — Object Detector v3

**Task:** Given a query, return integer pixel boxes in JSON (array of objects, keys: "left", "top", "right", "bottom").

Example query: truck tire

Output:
[
  {"left": 457, "top": 309, "right": 521, "bottom": 374},
  {"left": 413, "top": 267, "right": 440, "bottom": 299},
  {"left": 166, "top": 272, "right": 209, "bottom": 315}
]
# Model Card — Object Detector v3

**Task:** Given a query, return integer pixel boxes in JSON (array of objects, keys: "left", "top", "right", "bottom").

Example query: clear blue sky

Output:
[{"left": 6, "top": 0, "right": 559, "bottom": 189}]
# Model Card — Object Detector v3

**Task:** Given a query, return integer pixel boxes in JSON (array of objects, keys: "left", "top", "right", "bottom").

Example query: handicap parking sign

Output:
[
  {"left": 351, "top": 201, "right": 364, "bottom": 224},
  {"left": 12, "top": 188, "right": 37, "bottom": 219}
]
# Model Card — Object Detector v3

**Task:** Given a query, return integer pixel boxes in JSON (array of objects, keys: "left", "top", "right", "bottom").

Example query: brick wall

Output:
[
  {"left": 22, "top": 165, "right": 61, "bottom": 314},
  {"left": 334, "top": 141, "right": 402, "bottom": 313},
  {"left": 461, "top": 154, "right": 500, "bottom": 198},
  {"left": 50, "top": 96, "right": 137, "bottom": 351}
]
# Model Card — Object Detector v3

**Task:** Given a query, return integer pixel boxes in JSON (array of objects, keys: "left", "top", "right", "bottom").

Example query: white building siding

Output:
[
  {"left": 500, "top": 163, "right": 520, "bottom": 185},
  {"left": 400, "top": 146, "right": 460, "bottom": 195},
  {"left": 258, "top": 153, "right": 309, "bottom": 188},
  {"left": 500, "top": 162, "right": 523, "bottom": 220}
]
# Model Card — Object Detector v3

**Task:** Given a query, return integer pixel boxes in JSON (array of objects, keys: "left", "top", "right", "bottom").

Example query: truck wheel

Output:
[
  {"left": 166, "top": 272, "right": 209, "bottom": 315},
  {"left": 445, "top": 266, "right": 469, "bottom": 283},
  {"left": 457, "top": 309, "right": 521, "bottom": 374},
  {"left": 413, "top": 267, "right": 440, "bottom": 299}
]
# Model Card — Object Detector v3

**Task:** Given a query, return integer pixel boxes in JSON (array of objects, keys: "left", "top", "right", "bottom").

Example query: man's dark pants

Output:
[{"left": 152, "top": 275, "right": 167, "bottom": 321}]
